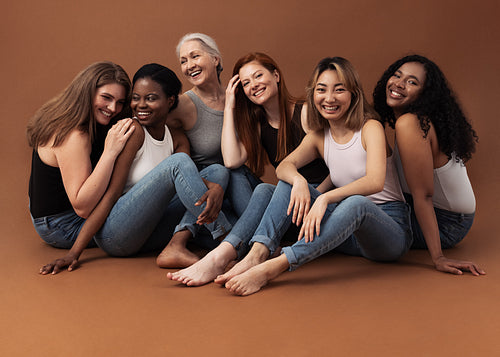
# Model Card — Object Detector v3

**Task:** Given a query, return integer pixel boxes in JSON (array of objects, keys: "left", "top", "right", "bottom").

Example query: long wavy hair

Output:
[
  {"left": 373, "top": 54, "right": 477, "bottom": 162},
  {"left": 233, "top": 52, "right": 299, "bottom": 176},
  {"left": 27, "top": 61, "right": 131, "bottom": 149},
  {"left": 306, "top": 57, "right": 379, "bottom": 131},
  {"left": 132, "top": 63, "right": 182, "bottom": 112}
]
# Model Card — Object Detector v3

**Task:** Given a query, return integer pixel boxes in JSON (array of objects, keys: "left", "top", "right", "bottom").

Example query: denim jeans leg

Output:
[
  {"left": 282, "top": 196, "right": 412, "bottom": 271},
  {"left": 226, "top": 166, "right": 262, "bottom": 217},
  {"left": 95, "top": 153, "right": 231, "bottom": 256},
  {"left": 405, "top": 193, "right": 475, "bottom": 249},
  {"left": 249, "top": 181, "right": 320, "bottom": 256},
  {"left": 223, "top": 183, "right": 276, "bottom": 258},
  {"left": 31, "top": 210, "right": 89, "bottom": 249},
  {"left": 174, "top": 163, "right": 232, "bottom": 240}
]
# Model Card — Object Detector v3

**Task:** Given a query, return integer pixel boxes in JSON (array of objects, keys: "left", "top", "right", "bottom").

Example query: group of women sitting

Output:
[{"left": 27, "top": 32, "right": 485, "bottom": 296}]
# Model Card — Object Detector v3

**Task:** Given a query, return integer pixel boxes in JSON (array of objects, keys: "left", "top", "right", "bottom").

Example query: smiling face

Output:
[
  {"left": 386, "top": 61, "right": 426, "bottom": 115},
  {"left": 93, "top": 83, "right": 126, "bottom": 125},
  {"left": 313, "top": 69, "right": 352, "bottom": 123},
  {"left": 238, "top": 61, "right": 280, "bottom": 106},
  {"left": 179, "top": 40, "right": 219, "bottom": 86},
  {"left": 131, "top": 78, "right": 173, "bottom": 129}
]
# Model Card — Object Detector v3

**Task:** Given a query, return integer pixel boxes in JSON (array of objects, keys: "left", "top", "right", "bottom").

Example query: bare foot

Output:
[
  {"left": 166, "top": 242, "right": 237, "bottom": 286},
  {"left": 157, "top": 230, "right": 199, "bottom": 268},
  {"left": 225, "top": 255, "right": 290, "bottom": 296},
  {"left": 214, "top": 242, "right": 270, "bottom": 285}
]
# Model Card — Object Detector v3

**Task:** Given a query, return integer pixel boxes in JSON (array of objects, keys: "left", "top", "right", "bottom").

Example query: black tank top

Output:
[
  {"left": 260, "top": 103, "right": 329, "bottom": 184},
  {"left": 29, "top": 127, "right": 106, "bottom": 219}
]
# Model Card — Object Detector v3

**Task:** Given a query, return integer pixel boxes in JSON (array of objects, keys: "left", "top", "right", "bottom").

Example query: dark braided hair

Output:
[{"left": 373, "top": 54, "right": 478, "bottom": 162}]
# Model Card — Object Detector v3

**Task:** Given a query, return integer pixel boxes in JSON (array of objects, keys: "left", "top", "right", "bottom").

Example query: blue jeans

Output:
[
  {"left": 174, "top": 163, "right": 232, "bottom": 240},
  {"left": 404, "top": 194, "right": 475, "bottom": 249},
  {"left": 93, "top": 153, "right": 232, "bottom": 256},
  {"left": 31, "top": 210, "right": 95, "bottom": 249},
  {"left": 250, "top": 181, "right": 413, "bottom": 271},
  {"left": 226, "top": 165, "right": 262, "bottom": 217},
  {"left": 223, "top": 183, "right": 276, "bottom": 259}
]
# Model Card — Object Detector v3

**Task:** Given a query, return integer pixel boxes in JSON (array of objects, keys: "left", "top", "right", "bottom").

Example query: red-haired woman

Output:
[{"left": 168, "top": 52, "right": 329, "bottom": 286}]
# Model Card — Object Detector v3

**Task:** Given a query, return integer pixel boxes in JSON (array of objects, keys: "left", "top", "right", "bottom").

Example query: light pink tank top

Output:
[{"left": 323, "top": 128, "right": 404, "bottom": 204}]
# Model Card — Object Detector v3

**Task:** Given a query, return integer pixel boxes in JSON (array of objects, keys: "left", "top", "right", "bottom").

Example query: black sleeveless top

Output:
[
  {"left": 260, "top": 103, "right": 329, "bottom": 184},
  {"left": 29, "top": 127, "right": 106, "bottom": 219}
]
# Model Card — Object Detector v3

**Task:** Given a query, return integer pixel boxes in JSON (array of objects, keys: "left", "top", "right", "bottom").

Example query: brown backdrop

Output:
[{"left": 2, "top": 1, "right": 499, "bottom": 356}]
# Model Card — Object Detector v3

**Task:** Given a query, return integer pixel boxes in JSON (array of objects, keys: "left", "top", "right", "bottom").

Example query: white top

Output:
[
  {"left": 124, "top": 125, "right": 174, "bottom": 193},
  {"left": 323, "top": 128, "right": 404, "bottom": 204},
  {"left": 394, "top": 144, "right": 476, "bottom": 214}
]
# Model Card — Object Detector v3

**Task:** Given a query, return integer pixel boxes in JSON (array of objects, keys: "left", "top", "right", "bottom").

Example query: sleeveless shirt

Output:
[
  {"left": 185, "top": 90, "right": 223, "bottom": 167},
  {"left": 124, "top": 125, "right": 174, "bottom": 193},
  {"left": 323, "top": 128, "right": 404, "bottom": 204},
  {"left": 260, "top": 103, "right": 329, "bottom": 184},
  {"left": 394, "top": 144, "right": 475, "bottom": 213}
]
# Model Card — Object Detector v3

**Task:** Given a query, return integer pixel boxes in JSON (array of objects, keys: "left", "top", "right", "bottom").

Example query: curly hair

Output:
[{"left": 373, "top": 54, "right": 477, "bottom": 162}]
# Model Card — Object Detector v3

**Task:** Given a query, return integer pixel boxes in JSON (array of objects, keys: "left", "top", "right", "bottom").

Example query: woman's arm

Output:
[
  {"left": 276, "top": 131, "right": 323, "bottom": 225},
  {"left": 166, "top": 93, "right": 197, "bottom": 131},
  {"left": 40, "top": 121, "right": 144, "bottom": 275},
  {"left": 221, "top": 75, "right": 248, "bottom": 168},
  {"left": 170, "top": 126, "right": 190, "bottom": 155},
  {"left": 54, "top": 118, "right": 135, "bottom": 218},
  {"left": 395, "top": 114, "right": 484, "bottom": 275}
]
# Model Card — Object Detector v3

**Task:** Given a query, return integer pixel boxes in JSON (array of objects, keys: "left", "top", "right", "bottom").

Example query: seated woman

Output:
[
  {"left": 39, "top": 63, "right": 231, "bottom": 274},
  {"left": 27, "top": 61, "right": 134, "bottom": 249},
  {"left": 167, "top": 52, "right": 329, "bottom": 286},
  {"left": 372, "top": 54, "right": 485, "bottom": 276},
  {"left": 219, "top": 57, "right": 413, "bottom": 296},
  {"left": 156, "top": 33, "right": 233, "bottom": 268}
]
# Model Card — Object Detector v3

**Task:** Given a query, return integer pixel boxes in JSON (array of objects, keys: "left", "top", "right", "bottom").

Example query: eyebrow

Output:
[
  {"left": 316, "top": 82, "right": 343, "bottom": 87},
  {"left": 396, "top": 70, "right": 421, "bottom": 82}
]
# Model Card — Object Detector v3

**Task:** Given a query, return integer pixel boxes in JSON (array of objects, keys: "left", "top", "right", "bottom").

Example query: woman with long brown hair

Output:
[{"left": 28, "top": 61, "right": 134, "bottom": 249}]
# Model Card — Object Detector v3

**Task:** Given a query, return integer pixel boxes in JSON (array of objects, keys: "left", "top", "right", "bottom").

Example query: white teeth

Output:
[
  {"left": 137, "top": 112, "right": 151, "bottom": 116},
  {"left": 391, "top": 90, "right": 403, "bottom": 97},
  {"left": 100, "top": 110, "right": 112, "bottom": 117},
  {"left": 254, "top": 88, "right": 265, "bottom": 96},
  {"left": 324, "top": 106, "right": 338, "bottom": 111},
  {"left": 190, "top": 70, "right": 201, "bottom": 77}
]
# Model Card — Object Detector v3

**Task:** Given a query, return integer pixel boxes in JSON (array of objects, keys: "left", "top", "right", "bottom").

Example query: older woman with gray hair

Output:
[{"left": 157, "top": 33, "right": 238, "bottom": 268}]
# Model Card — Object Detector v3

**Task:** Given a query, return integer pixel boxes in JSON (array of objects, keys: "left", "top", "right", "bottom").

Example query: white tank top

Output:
[
  {"left": 323, "top": 128, "right": 404, "bottom": 204},
  {"left": 394, "top": 144, "right": 475, "bottom": 214},
  {"left": 124, "top": 125, "right": 174, "bottom": 193}
]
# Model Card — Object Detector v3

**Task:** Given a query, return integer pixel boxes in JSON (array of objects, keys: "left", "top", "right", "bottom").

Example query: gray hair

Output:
[{"left": 176, "top": 33, "right": 223, "bottom": 78}]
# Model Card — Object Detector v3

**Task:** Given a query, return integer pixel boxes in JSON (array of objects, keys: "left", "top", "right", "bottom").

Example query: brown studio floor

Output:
[{"left": 2, "top": 180, "right": 499, "bottom": 356}]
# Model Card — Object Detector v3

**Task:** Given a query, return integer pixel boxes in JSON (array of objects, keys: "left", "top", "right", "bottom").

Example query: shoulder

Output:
[
  {"left": 128, "top": 120, "right": 145, "bottom": 148},
  {"left": 167, "top": 93, "right": 197, "bottom": 130},
  {"left": 394, "top": 113, "right": 421, "bottom": 133},
  {"left": 361, "top": 119, "right": 385, "bottom": 138}
]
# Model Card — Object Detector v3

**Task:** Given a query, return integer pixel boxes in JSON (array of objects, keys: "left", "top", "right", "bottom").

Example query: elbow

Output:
[
  {"left": 223, "top": 156, "right": 244, "bottom": 169},
  {"left": 74, "top": 207, "right": 91, "bottom": 219}
]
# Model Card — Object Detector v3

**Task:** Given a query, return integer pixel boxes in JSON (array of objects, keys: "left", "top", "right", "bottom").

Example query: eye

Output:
[
  {"left": 335, "top": 87, "right": 346, "bottom": 92},
  {"left": 131, "top": 95, "right": 140, "bottom": 102},
  {"left": 392, "top": 73, "right": 401, "bottom": 79},
  {"left": 256, "top": 73, "right": 262, "bottom": 79},
  {"left": 315, "top": 87, "right": 325, "bottom": 93},
  {"left": 146, "top": 95, "right": 157, "bottom": 102},
  {"left": 408, "top": 80, "right": 418, "bottom": 86},
  {"left": 242, "top": 81, "right": 249, "bottom": 88}
]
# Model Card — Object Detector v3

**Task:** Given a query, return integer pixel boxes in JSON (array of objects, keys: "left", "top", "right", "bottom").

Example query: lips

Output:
[
  {"left": 189, "top": 70, "right": 201, "bottom": 78},
  {"left": 135, "top": 111, "right": 152, "bottom": 120},
  {"left": 99, "top": 109, "right": 113, "bottom": 118},
  {"left": 253, "top": 87, "right": 265, "bottom": 97},
  {"left": 388, "top": 87, "right": 405, "bottom": 99}
]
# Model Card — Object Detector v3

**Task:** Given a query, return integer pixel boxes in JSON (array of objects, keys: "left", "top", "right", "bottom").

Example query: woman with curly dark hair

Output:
[{"left": 373, "top": 54, "right": 485, "bottom": 276}]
